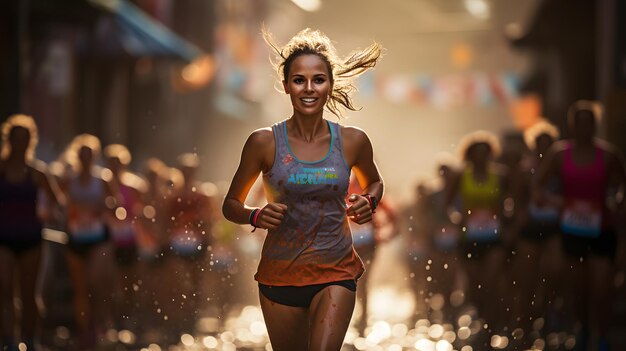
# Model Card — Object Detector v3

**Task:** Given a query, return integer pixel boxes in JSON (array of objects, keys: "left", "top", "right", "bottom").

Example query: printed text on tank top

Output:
[
  {"left": 256, "top": 119, "right": 363, "bottom": 286},
  {"left": 560, "top": 143, "right": 607, "bottom": 237},
  {"left": 460, "top": 168, "right": 500, "bottom": 242}
]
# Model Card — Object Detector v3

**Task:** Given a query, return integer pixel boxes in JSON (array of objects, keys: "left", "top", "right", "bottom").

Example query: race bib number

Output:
[
  {"left": 529, "top": 202, "right": 560, "bottom": 222},
  {"left": 68, "top": 207, "right": 106, "bottom": 243},
  {"left": 433, "top": 224, "right": 459, "bottom": 250},
  {"left": 560, "top": 200, "right": 601, "bottom": 238},
  {"left": 171, "top": 229, "right": 203, "bottom": 257},
  {"left": 405, "top": 236, "right": 427, "bottom": 259},
  {"left": 465, "top": 209, "right": 499, "bottom": 242},
  {"left": 109, "top": 220, "right": 136, "bottom": 247}
]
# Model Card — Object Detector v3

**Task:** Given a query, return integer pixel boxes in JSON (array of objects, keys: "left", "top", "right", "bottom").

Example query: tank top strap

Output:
[
  {"left": 328, "top": 121, "right": 350, "bottom": 172},
  {"left": 271, "top": 121, "right": 286, "bottom": 148},
  {"left": 271, "top": 121, "right": 289, "bottom": 161}
]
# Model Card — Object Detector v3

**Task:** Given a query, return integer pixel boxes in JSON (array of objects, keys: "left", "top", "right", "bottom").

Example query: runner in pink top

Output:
[{"left": 536, "top": 100, "right": 626, "bottom": 351}]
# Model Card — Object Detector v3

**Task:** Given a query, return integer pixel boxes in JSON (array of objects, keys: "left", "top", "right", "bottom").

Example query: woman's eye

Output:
[
  {"left": 293, "top": 78, "right": 304, "bottom": 84},
  {"left": 314, "top": 78, "right": 325, "bottom": 84}
]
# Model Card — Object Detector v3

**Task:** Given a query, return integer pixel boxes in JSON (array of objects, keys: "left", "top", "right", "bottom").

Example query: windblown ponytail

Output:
[{"left": 263, "top": 27, "right": 382, "bottom": 118}]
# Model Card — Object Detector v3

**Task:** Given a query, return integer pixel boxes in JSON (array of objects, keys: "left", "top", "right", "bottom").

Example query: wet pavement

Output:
[{"left": 31, "top": 238, "right": 626, "bottom": 351}]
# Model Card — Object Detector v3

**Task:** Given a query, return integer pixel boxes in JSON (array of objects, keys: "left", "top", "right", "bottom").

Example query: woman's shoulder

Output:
[
  {"left": 339, "top": 124, "right": 366, "bottom": 135},
  {"left": 595, "top": 138, "right": 620, "bottom": 155},
  {"left": 28, "top": 158, "right": 48, "bottom": 175},
  {"left": 247, "top": 127, "right": 274, "bottom": 147},
  {"left": 542, "top": 140, "right": 568, "bottom": 164},
  {"left": 595, "top": 138, "right": 625, "bottom": 166},
  {"left": 550, "top": 140, "right": 570, "bottom": 154},
  {"left": 27, "top": 159, "right": 50, "bottom": 184},
  {"left": 339, "top": 124, "right": 370, "bottom": 146},
  {"left": 120, "top": 171, "right": 148, "bottom": 193}
]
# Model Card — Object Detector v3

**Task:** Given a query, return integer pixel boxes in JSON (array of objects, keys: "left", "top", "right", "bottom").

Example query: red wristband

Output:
[
  {"left": 253, "top": 208, "right": 262, "bottom": 227},
  {"left": 363, "top": 194, "right": 377, "bottom": 213}
]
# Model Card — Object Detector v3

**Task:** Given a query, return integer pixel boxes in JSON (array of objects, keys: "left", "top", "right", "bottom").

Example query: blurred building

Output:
[
  {"left": 511, "top": 0, "right": 626, "bottom": 153},
  {"left": 1, "top": 0, "right": 625, "bottom": 189},
  {"left": 0, "top": 0, "right": 267, "bottom": 169}
]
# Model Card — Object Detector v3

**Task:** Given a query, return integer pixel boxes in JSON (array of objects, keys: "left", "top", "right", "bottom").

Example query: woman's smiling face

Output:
[{"left": 283, "top": 54, "right": 332, "bottom": 117}]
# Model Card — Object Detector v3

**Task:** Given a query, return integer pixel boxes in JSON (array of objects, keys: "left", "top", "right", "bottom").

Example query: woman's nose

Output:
[{"left": 305, "top": 80, "right": 314, "bottom": 92}]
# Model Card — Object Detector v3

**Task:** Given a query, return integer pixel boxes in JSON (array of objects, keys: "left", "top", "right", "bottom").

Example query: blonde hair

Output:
[
  {"left": 144, "top": 157, "right": 167, "bottom": 176},
  {"left": 457, "top": 130, "right": 501, "bottom": 162},
  {"left": 434, "top": 151, "right": 459, "bottom": 170},
  {"left": 567, "top": 100, "right": 603, "bottom": 126},
  {"left": 524, "top": 119, "right": 560, "bottom": 150},
  {"left": 263, "top": 27, "right": 382, "bottom": 118},
  {"left": 1, "top": 114, "right": 39, "bottom": 161},
  {"left": 104, "top": 144, "right": 132, "bottom": 166},
  {"left": 178, "top": 153, "right": 199, "bottom": 169},
  {"left": 66, "top": 134, "right": 102, "bottom": 171},
  {"left": 166, "top": 167, "right": 184, "bottom": 189}
]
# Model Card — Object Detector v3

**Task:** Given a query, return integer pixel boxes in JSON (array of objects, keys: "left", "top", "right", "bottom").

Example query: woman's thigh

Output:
[
  {"left": 0, "top": 246, "right": 16, "bottom": 299},
  {"left": 259, "top": 290, "right": 309, "bottom": 351},
  {"left": 0, "top": 246, "right": 16, "bottom": 333},
  {"left": 308, "top": 285, "right": 356, "bottom": 351}
]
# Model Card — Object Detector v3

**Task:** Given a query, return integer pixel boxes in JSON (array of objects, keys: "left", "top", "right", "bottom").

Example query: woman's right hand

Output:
[{"left": 256, "top": 203, "right": 288, "bottom": 230}]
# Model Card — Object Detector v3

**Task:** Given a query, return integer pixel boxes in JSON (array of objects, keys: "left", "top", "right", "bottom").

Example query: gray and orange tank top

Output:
[{"left": 255, "top": 119, "right": 364, "bottom": 286}]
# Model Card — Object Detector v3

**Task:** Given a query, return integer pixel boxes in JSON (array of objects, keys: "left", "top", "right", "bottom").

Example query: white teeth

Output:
[{"left": 301, "top": 98, "right": 317, "bottom": 103}]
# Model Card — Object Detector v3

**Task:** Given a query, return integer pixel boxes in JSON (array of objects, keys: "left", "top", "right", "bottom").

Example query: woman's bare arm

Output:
[
  {"left": 222, "top": 129, "right": 287, "bottom": 230},
  {"left": 342, "top": 126, "right": 383, "bottom": 224}
]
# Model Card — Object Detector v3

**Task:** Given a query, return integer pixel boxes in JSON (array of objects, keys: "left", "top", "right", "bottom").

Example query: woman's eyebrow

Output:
[{"left": 290, "top": 73, "right": 328, "bottom": 77}]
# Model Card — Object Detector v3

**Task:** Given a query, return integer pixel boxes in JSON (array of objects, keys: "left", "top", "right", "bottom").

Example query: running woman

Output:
[
  {"left": 535, "top": 101, "right": 626, "bottom": 351},
  {"left": 446, "top": 131, "right": 509, "bottom": 336},
  {"left": 0, "top": 115, "right": 62, "bottom": 351},
  {"left": 60, "top": 134, "right": 118, "bottom": 348},
  {"left": 426, "top": 159, "right": 464, "bottom": 321},
  {"left": 510, "top": 121, "right": 563, "bottom": 334},
  {"left": 103, "top": 144, "right": 146, "bottom": 330},
  {"left": 163, "top": 153, "right": 212, "bottom": 335},
  {"left": 222, "top": 28, "right": 383, "bottom": 351}
]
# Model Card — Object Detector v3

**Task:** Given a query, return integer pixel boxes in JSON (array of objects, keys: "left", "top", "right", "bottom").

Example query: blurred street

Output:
[{"left": 2, "top": 1, "right": 626, "bottom": 350}]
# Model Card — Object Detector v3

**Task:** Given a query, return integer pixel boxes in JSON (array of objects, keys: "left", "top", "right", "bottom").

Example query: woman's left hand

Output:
[{"left": 346, "top": 194, "right": 373, "bottom": 224}]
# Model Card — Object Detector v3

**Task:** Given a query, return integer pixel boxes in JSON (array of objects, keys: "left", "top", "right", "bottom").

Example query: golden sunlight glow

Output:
[
  {"left": 464, "top": 0, "right": 490, "bottom": 19},
  {"left": 174, "top": 54, "right": 216, "bottom": 92},
  {"left": 180, "top": 334, "right": 194, "bottom": 347},
  {"left": 115, "top": 206, "right": 128, "bottom": 220},
  {"left": 202, "top": 336, "right": 218, "bottom": 349},
  {"left": 291, "top": 0, "right": 321, "bottom": 12}
]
